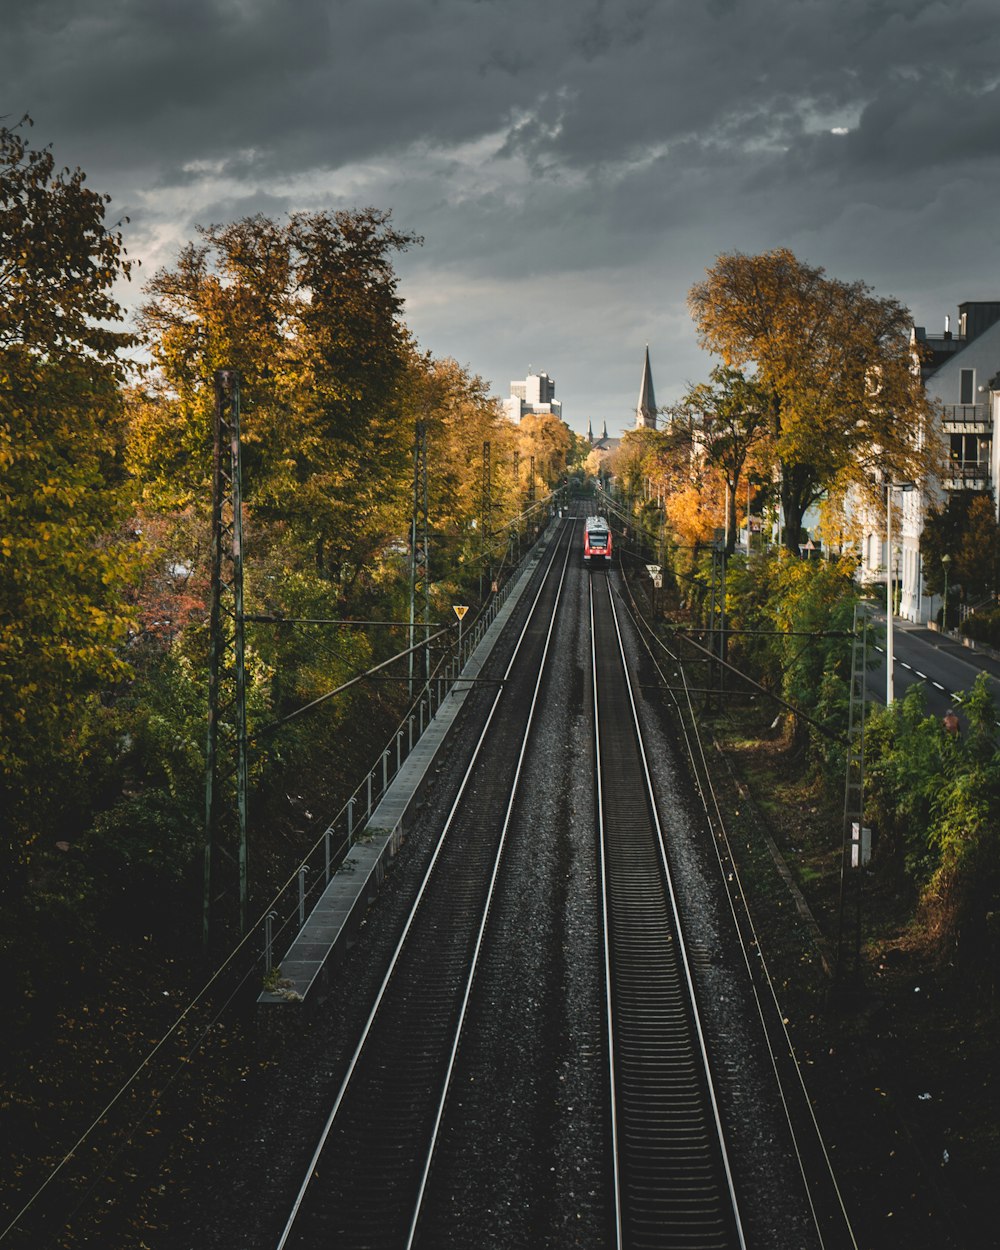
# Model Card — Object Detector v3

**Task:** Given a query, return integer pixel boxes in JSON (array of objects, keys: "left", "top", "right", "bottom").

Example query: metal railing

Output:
[
  {"left": 944, "top": 460, "right": 991, "bottom": 488},
  {"left": 940, "top": 403, "right": 989, "bottom": 429},
  {"left": 256, "top": 520, "right": 552, "bottom": 977}
]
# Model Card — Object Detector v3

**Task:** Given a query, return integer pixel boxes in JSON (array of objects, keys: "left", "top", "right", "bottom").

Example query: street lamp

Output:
[
  {"left": 886, "top": 480, "right": 916, "bottom": 705},
  {"left": 942, "top": 553, "right": 952, "bottom": 632}
]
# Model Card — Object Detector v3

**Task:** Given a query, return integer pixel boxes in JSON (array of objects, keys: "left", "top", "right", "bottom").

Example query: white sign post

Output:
[{"left": 850, "top": 821, "right": 872, "bottom": 869}]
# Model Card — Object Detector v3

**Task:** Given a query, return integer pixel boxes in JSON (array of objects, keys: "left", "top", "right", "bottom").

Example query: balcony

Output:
[
  {"left": 940, "top": 403, "right": 990, "bottom": 433},
  {"left": 944, "top": 459, "right": 991, "bottom": 491}
]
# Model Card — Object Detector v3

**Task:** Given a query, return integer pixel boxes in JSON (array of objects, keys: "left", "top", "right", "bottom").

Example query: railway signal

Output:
[{"left": 454, "top": 604, "right": 469, "bottom": 658}]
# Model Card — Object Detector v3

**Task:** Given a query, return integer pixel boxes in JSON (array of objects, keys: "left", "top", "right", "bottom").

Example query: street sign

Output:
[
  {"left": 646, "top": 564, "right": 661, "bottom": 577},
  {"left": 453, "top": 605, "right": 469, "bottom": 620},
  {"left": 653, "top": 573, "right": 663, "bottom": 589}
]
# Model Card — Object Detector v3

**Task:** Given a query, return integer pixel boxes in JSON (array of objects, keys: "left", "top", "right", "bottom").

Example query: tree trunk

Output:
[
  {"left": 780, "top": 461, "right": 817, "bottom": 554},
  {"left": 724, "top": 477, "right": 740, "bottom": 556}
]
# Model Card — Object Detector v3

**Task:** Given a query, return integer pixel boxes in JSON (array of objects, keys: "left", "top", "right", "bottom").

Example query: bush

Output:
[
  {"left": 866, "top": 673, "right": 1000, "bottom": 975},
  {"left": 962, "top": 608, "right": 1000, "bottom": 649}
]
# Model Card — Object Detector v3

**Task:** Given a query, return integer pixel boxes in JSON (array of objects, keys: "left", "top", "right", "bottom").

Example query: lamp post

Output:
[
  {"left": 886, "top": 480, "right": 916, "bottom": 705},
  {"left": 942, "top": 553, "right": 951, "bottom": 632}
]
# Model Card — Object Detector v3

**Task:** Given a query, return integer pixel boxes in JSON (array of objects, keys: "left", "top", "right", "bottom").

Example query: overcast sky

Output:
[{"left": 6, "top": 0, "right": 1000, "bottom": 435}]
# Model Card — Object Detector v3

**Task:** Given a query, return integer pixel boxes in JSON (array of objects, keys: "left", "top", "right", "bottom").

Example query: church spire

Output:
[
  {"left": 587, "top": 417, "right": 593, "bottom": 443},
  {"left": 636, "top": 345, "right": 657, "bottom": 430}
]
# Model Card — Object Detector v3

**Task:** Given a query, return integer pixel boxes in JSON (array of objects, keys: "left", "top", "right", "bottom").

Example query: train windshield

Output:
[{"left": 589, "top": 531, "right": 608, "bottom": 547}]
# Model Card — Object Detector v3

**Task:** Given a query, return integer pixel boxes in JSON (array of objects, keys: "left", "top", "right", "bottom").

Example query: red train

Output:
[{"left": 583, "top": 515, "right": 612, "bottom": 565}]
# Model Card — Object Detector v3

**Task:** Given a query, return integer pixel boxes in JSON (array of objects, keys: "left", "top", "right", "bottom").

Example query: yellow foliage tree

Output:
[
  {"left": 0, "top": 119, "right": 137, "bottom": 843},
  {"left": 688, "top": 248, "right": 930, "bottom": 550}
]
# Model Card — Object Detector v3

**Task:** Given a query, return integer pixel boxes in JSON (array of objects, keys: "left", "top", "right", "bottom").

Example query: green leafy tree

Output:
[
  {"left": 865, "top": 684, "right": 951, "bottom": 879},
  {"left": 921, "top": 490, "right": 999, "bottom": 611},
  {"left": 0, "top": 119, "right": 137, "bottom": 849},
  {"left": 867, "top": 674, "right": 1000, "bottom": 978}
]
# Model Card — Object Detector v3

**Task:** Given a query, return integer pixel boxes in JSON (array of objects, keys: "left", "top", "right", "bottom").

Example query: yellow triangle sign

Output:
[{"left": 453, "top": 605, "right": 469, "bottom": 620}]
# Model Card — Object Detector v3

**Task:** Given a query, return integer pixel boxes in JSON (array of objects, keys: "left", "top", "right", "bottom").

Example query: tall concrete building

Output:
[
  {"left": 636, "top": 346, "right": 657, "bottom": 429},
  {"left": 504, "top": 370, "right": 563, "bottom": 423}
]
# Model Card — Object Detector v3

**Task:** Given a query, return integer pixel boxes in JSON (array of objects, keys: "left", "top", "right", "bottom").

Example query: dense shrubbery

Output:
[
  {"left": 672, "top": 544, "right": 860, "bottom": 777},
  {"left": 866, "top": 674, "right": 1000, "bottom": 980},
  {"left": 961, "top": 608, "right": 1000, "bottom": 649},
  {"left": 653, "top": 514, "right": 1000, "bottom": 981}
]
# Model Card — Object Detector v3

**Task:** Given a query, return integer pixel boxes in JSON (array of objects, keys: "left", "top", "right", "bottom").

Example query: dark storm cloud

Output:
[{"left": 5, "top": 0, "right": 1000, "bottom": 429}]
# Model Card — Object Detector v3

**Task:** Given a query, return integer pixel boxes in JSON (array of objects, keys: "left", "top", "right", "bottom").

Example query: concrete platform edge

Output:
[{"left": 257, "top": 519, "right": 562, "bottom": 1028}]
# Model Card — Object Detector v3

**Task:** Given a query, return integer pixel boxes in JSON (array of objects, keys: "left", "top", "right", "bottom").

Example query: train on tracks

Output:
[{"left": 583, "top": 514, "right": 612, "bottom": 566}]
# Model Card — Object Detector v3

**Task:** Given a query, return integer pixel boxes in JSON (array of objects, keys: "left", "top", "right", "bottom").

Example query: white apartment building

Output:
[{"left": 867, "top": 302, "right": 1000, "bottom": 623}]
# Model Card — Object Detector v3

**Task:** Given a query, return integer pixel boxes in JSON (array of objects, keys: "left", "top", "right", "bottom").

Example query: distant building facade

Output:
[
  {"left": 586, "top": 417, "right": 620, "bottom": 453},
  {"left": 504, "top": 370, "right": 563, "bottom": 423},
  {"left": 861, "top": 301, "right": 1000, "bottom": 624}
]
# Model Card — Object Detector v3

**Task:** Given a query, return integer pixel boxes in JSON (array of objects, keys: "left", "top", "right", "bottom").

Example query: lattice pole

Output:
[
  {"left": 203, "top": 369, "right": 249, "bottom": 947},
  {"left": 481, "top": 440, "right": 492, "bottom": 597},
  {"left": 408, "top": 420, "right": 430, "bottom": 694},
  {"left": 836, "top": 606, "right": 869, "bottom": 983}
]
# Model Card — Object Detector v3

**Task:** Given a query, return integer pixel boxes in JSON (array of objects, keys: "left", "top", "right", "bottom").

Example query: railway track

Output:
[
  {"left": 590, "top": 568, "right": 745, "bottom": 1249},
  {"left": 274, "top": 517, "right": 574, "bottom": 1250},
  {"left": 614, "top": 566, "right": 861, "bottom": 1250},
  {"left": 268, "top": 508, "right": 844, "bottom": 1250}
]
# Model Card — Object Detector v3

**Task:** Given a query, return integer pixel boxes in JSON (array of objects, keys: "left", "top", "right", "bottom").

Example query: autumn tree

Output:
[
  {"left": 688, "top": 248, "right": 930, "bottom": 551},
  {"left": 0, "top": 118, "right": 137, "bottom": 846},
  {"left": 608, "top": 427, "right": 674, "bottom": 499},
  {"left": 517, "top": 412, "right": 572, "bottom": 492},
  {"left": 680, "top": 365, "right": 771, "bottom": 554},
  {"left": 131, "top": 209, "right": 419, "bottom": 588},
  {"left": 399, "top": 351, "right": 518, "bottom": 596}
]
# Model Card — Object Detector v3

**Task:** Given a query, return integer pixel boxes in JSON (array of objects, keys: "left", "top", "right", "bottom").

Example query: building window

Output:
[{"left": 960, "top": 368, "right": 975, "bottom": 405}]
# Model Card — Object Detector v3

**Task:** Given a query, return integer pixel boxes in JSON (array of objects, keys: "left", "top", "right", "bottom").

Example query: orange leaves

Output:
[{"left": 664, "top": 483, "right": 718, "bottom": 549}]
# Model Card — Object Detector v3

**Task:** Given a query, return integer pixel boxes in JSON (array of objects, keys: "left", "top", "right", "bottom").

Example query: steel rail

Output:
[
  {"left": 616, "top": 572, "right": 859, "bottom": 1250},
  {"left": 274, "top": 519, "right": 573, "bottom": 1250},
  {"left": 591, "top": 569, "right": 746, "bottom": 1249},
  {"left": 403, "top": 515, "right": 574, "bottom": 1248},
  {"left": 593, "top": 578, "right": 625, "bottom": 1250}
]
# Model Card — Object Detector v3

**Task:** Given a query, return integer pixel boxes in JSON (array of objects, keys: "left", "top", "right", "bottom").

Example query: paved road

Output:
[{"left": 866, "top": 612, "right": 1000, "bottom": 717}]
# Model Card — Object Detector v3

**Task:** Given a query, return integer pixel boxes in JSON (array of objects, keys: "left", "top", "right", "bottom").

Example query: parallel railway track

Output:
[
  {"left": 275, "top": 519, "right": 574, "bottom": 1250},
  {"left": 591, "top": 569, "right": 745, "bottom": 1249},
  {"left": 270, "top": 510, "right": 847, "bottom": 1250}
]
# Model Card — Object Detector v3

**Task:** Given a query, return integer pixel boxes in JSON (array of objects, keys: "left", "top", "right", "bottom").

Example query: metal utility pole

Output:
[
  {"left": 837, "top": 607, "right": 869, "bottom": 984},
  {"left": 707, "top": 530, "right": 726, "bottom": 704},
  {"left": 885, "top": 480, "right": 915, "bottom": 705},
  {"left": 528, "top": 454, "right": 536, "bottom": 507},
  {"left": 203, "top": 369, "right": 249, "bottom": 947},
  {"left": 409, "top": 421, "right": 430, "bottom": 690},
  {"left": 408, "top": 420, "right": 430, "bottom": 694},
  {"left": 481, "top": 440, "right": 492, "bottom": 596}
]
